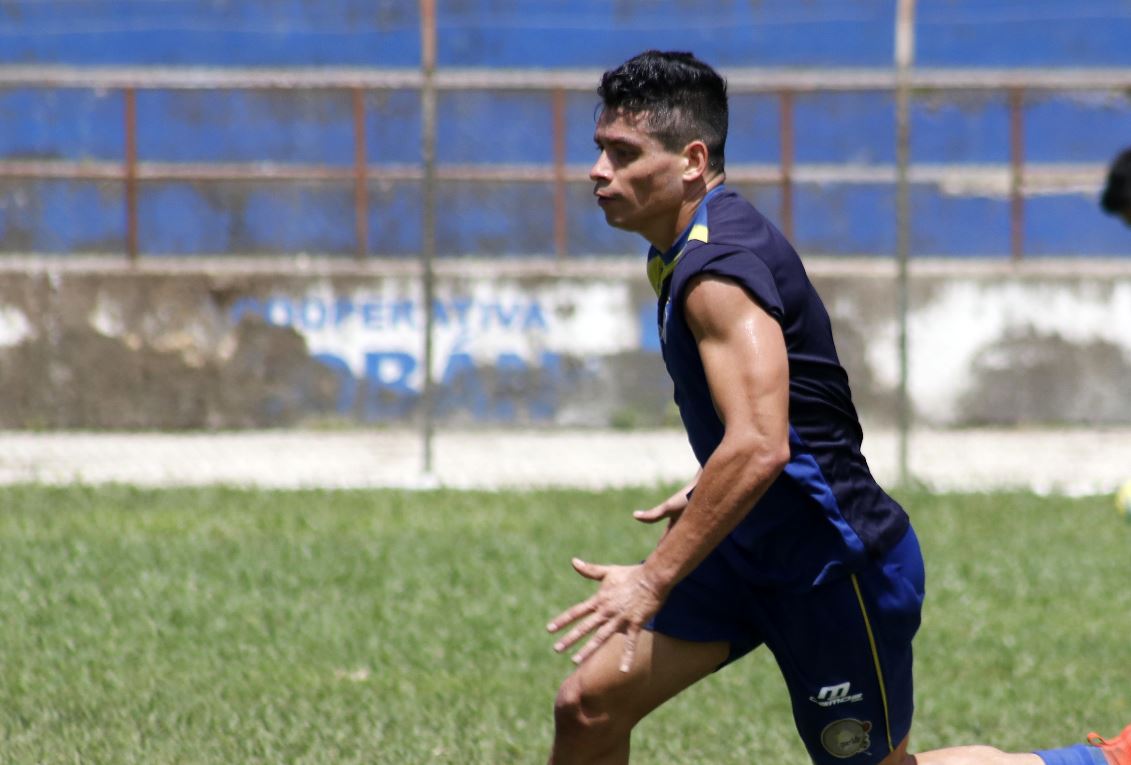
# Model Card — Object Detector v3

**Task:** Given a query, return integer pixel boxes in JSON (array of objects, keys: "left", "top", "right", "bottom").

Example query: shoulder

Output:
[
  {"left": 675, "top": 190, "right": 788, "bottom": 285},
  {"left": 673, "top": 242, "right": 785, "bottom": 322},
  {"left": 683, "top": 274, "right": 757, "bottom": 327}
]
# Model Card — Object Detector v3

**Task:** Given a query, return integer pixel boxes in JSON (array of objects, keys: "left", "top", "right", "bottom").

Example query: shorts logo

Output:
[
  {"left": 810, "top": 682, "right": 864, "bottom": 707},
  {"left": 820, "top": 718, "right": 873, "bottom": 759}
]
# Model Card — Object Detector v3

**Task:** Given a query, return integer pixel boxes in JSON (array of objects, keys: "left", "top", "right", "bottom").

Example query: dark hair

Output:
[
  {"left": 1101, "top": 146, "right": 1131, "bottom": 214},
  {"left": 598, "top": 50, "right": 728, "bottom": 173}
]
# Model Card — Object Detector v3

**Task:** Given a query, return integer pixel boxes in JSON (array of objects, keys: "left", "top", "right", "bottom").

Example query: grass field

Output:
[{"left": 0, "top": 484, "right": 1128, "bottom": 764}]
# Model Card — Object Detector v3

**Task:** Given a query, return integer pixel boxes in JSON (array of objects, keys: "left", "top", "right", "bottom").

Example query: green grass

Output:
[{"left": 0, "top": 484, "right": 1127, "bottom": 763}]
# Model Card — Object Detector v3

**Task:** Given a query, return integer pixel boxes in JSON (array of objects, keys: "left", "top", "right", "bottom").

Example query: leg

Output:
[
  {"left": 909, "top": 748, "right": 1042, "bottom": 764},
  {"left": 872, "top": 736, "right": 1043, "bottom": 765},
  {"left": 549, "top": 629, "right": 728, "bottom": 765}
]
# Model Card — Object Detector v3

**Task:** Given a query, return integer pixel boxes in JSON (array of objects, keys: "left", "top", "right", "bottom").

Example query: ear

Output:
[{"left": 682, "top": 140, "right": 710, "bottom": 182}]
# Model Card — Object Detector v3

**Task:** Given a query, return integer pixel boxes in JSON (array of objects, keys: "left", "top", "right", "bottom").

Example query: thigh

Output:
[
  {"left": 559, "top": 535, "right": 767, "bottom": 728},
  {"left": 648, "top": 540, "right": 767, "bottom": 666},
  {"left": 761, "top": 528, "right": 925, "bottom": 765},
  {"left": 560, "top": 629, "right": 730, "bottom": 726}
]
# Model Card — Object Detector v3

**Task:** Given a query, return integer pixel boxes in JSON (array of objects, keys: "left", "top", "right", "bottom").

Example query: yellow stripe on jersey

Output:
[
  {"left": 850, "top": 574, "right": 894, "bottom": 755},
  {"left": 647, "top": 249, "right": 686, "bottom": 296}
]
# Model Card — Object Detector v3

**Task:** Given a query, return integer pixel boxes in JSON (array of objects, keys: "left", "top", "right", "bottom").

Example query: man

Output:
[
  {"left": 546, "top": 50, "right": 1129, "bottom": 765},
  {"left": 1101, "top": 147, "right": 1131, "bottom": 226}
]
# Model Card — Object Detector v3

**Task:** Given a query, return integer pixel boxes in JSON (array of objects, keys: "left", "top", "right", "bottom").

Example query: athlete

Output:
[
  {"left": 1101, "top": 146, "right": 1131, "bottom": 227},
  {"left": 545, "top": 50, "right": 1130, "bottom": 765}
]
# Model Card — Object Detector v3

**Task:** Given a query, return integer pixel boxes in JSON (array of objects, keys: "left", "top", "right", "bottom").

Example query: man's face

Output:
[{"left": 589, "top": 109, "right": 687, "bottom": 239}]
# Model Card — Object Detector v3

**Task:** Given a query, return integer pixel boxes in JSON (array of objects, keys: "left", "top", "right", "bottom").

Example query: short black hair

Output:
[
  {"left": 1101, "top": 146, "right": 1131, "bottom": 214},
  {"left": 597, "top": 50, "right": 728, "bottom": 173}
]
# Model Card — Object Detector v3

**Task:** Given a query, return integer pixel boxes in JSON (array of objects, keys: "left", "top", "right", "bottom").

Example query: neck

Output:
[{"left": 646, "top": 173, "right": 725, "bottom": 252}]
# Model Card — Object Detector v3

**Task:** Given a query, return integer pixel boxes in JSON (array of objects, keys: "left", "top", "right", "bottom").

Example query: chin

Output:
[{"left": 601, "top": 211, "right": 637, "bottom": 233}]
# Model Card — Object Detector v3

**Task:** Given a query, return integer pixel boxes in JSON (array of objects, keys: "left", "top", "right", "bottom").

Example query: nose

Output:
[{"left": 589, "top": 151, "right": 611, "bottom": 183}]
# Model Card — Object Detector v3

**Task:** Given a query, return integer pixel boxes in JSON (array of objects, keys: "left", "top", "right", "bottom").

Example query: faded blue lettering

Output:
[
  {"left": 439, "top": 352, "right": 487, "bottom": 418},
  {"left": 264, "top": 297, "right": 293, "bottom": 327},
  {"left": 313, "top": 353, "right": 356, "bottom": 414},
  {"left": 524, "top": 302, "right": 548, "bottom": 331},
  {"left": 491, "top": 302, "right": 521, "bottom": 330},
  {"left": 530, "top": 351, "right": 561, "bottom": 420},
  {"left": 450, "top": 297, "right": 473, "bottom": 327},
  {"left": 361, "top": 301, "right": 384, "bottom": 330},
  {"left": 362, "top": 351, "right": 417, "bottom": 419},
  {"left": 492, "top": 352, "right": 527, "bottom": 420},
  {"left": 300, "top": 298, "right": 326, "bottom": 329},
  {"left": 229, "top": 297, "right": 263, "bottom": 324},
  {"left": 333, "top": 298, "right": 354, "bottom": 325},
  {"left": 391, "top": 300, "right": 414, "bottom": 329},
  {"left": 432, "top": 300, "right": 449, "bottom": 326}
]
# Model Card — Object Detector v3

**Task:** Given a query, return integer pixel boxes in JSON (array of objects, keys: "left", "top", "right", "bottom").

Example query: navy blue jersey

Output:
[{"left": 650, "top": 185, "right": 909, "bottom": 590}]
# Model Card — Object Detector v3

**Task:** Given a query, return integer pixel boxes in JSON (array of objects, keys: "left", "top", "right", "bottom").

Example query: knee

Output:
[{"left": 552, "top": 673, "right": 623, "bottom": 742}]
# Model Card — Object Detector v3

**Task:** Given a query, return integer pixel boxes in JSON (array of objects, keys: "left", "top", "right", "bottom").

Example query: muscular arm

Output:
[
  {"left": 547, "top": 273, "right": 790, "bottom": 670},
  {"left": 640, "top": 273, "right": 791, "bottom": 597}
]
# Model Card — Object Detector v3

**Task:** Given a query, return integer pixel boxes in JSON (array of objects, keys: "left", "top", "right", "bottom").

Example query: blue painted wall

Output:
[{"left": 2, "top": 1, "right": 1130, "bottom": 257}]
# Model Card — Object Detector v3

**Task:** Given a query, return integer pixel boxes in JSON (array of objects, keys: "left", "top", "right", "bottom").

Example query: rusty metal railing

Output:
[{"left": 1, "top": 66, "right": 1130, "bottom": 262}]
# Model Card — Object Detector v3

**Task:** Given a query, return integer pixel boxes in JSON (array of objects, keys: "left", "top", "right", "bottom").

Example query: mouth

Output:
[{"left": 594, "top": 190, "right": 616, "bottom": 207}]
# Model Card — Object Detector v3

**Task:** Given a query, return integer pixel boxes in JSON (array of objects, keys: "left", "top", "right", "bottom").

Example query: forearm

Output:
[{"left": 641, "top": 436, "right": 787, "bottom": 596}]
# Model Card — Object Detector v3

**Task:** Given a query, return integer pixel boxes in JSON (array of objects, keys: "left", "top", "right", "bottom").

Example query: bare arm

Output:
[
  {"left": 640, "top": 274, "right": 791, "bottom": 595},
  {"left": 548, "top": 274, "right": 790, "bottom": 670}
]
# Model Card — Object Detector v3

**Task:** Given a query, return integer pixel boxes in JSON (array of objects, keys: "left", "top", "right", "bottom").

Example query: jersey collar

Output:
[{"left": 646, "top": 185, "right": 726, "bottom": 297}]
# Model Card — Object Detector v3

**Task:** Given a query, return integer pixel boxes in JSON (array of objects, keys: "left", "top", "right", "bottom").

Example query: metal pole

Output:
[
  {"left": 894, "top": 0, "right": 916, "bottom": 487},
  {"left": 352, "top": 88, "right": 370, "bottom": 261},
  {"left": 1009, "top": 87, "right": 1025, "bottom": 262},
  {"left": 552, "top": 88, "right": 568, "bottom": 258},
  {"left": 778, "top": 90, "right": 795, "bottom": 242},
  {"left": 420, "top": 0, "right": 437, "bottom": 476},
  {"left": 124, "top": 87, "right": 139, "bottom": 263}
]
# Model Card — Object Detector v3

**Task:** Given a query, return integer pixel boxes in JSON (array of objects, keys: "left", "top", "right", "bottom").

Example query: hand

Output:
[
  {"left": 546, "top": 560, "right": 667, "bottom": 673},
  {"left": 633, "top": 482, "right": 693, "bottom": 539}
]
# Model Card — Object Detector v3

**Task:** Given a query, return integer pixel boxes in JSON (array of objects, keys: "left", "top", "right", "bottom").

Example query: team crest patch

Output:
[{"left": 820, "top": 718, "right": 872, "bottom": 759}]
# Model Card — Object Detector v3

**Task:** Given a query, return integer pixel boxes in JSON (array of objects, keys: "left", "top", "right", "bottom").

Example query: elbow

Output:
[
  {"left": 761, "top": 438, "right": 791, "bottom": 480},
  {"left": 723, "top": 431, "right": 791, "bottom": 483}
]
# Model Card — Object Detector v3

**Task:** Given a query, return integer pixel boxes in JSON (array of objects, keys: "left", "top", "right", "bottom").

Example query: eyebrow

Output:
[{"left": 594, "top": 134, "right": 643, "bottom": 150}]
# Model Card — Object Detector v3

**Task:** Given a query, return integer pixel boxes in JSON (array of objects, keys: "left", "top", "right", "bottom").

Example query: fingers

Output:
[
  {"left": 633, "top": 504, "right": 669, "bottom": 523},
  {"left": 546, "top": 597, "right": 596, "bottom": 634},
  {"left": 552, "top": 611, "right": 643, "bottom": 671},
  {"left": 550, "top": 610, "right": 604, "bottom": 654},
  {"left": 545, "top": 560, "right": 607, "bottom": 633},
  {"left": 555, "top": 617, "right": 640, "bottom": 672},
  {"left": 571, "top": 618, "right": 622, "bottom": 666},
  {"left": 618, "top": 628, "right": 639, "bottom": 673},
  {"left": 570, "top": 558, "right": 606, "bottom": 580},
  {"left": 547, "top": 560, "right": 656, "bottom": 672}
]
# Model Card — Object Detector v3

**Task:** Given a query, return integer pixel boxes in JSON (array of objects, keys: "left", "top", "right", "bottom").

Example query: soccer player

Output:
[
  {"left": 545, "top": 50, "right": 1130, "bottom": 765},
  {"left": 1101, "top": 146, "right": 1131, "bottom": 227}
]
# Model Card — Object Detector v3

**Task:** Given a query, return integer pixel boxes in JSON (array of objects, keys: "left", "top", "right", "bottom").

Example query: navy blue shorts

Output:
[{"left": 649, "top": 526, "right": 925, "bottom": 765}]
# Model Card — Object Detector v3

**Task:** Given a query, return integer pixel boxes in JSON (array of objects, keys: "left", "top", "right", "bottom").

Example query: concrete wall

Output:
[{"left": 2, "top": 257, "right": 1129, "bottom": 430}]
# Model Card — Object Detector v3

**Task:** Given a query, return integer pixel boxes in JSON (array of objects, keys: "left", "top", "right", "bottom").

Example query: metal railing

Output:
[
  {"left": 2, "top": 65, "right": 1130, "bottom": 263},
  {"left": 3, "top": 61, "right": 1130, "bottom": 483}
]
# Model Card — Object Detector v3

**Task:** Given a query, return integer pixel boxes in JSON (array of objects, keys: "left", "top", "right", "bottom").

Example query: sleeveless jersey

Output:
[{"left": 650, "top": 185, "right": 909, "bottom": 590}]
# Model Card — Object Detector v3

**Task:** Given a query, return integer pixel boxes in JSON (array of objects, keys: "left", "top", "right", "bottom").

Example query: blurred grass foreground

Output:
[{"left": 0, "top": 484, "right": 1127, "bottom": 764}]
